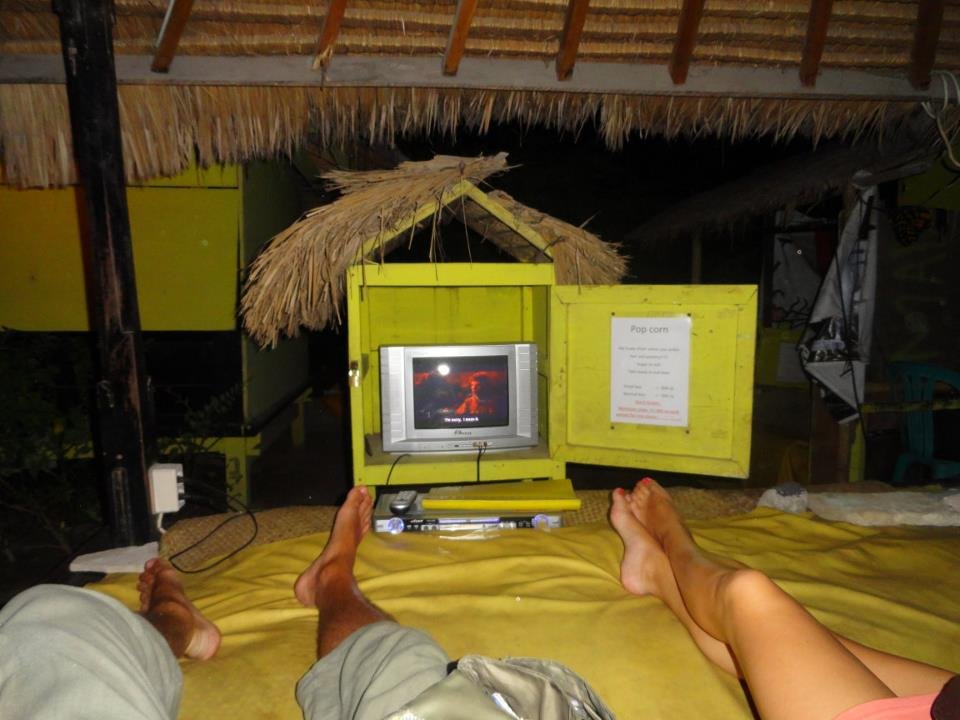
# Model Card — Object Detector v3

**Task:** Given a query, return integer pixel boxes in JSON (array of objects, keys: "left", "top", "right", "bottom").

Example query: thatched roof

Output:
[
  {"left": 240, "top": 153, "right": 626, "bottom": 347},
  {"left": 4, "top": 1, "right": 958, "bottom": 67},
  {"left": 1, "top": 1, "right": 958, "bottom": 187}
]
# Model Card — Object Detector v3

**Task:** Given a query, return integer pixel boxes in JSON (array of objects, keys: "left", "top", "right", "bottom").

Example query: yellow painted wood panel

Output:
[
  {"left": 127, "top": 187, "right": 240, "bottom": 330},
  {"left": 135, "top": 164, "right": 239, "bottom": 189},
  {"left": 365, "top": 286, "right": 527, "bottom": 345},
  {"left": 355, "top": 435, "right": 560, "bottom": 486},
  {"left": 552, "top": 284, "right": 757, "bottom": 478},
  {"left": 0, "top": 187, "right": 89, "bottom": 330},
  {"left": 0, "top": 185, "right": 241, "bottom": 331},
  {"left": 351, "top": 262, "right": 555, "bottom": 288},
  {"left": 240, "top": 161, "right": 310, "bottom": 423}
]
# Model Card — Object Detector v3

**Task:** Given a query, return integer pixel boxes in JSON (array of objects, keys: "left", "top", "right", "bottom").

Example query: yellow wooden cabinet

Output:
[{"left": 347, "top": 260, "right": 757, "bottom": 487}]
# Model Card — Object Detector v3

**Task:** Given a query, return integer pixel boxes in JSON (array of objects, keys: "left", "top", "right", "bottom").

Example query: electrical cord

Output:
[
  {"left": 385, "top": 453, "right": 410, "bottom": 485},
  {"left": 920, "top": 71, "right": 960, "bottom": 171},
  {"left": 475, "top": 443, "right": 486, "bottom": 482},
  {"left": 166, "top": 476, "right": 258, "bottom": 574}
]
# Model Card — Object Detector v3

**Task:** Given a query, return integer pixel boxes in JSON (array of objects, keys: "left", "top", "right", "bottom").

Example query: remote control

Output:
[{"left": 389, "top": 490, "right": 418, "bottom": 516}]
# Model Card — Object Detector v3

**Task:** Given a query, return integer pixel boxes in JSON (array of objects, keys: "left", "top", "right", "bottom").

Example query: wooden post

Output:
[{"left": 54, "top": 0, "right": 155, "bottom": 546}]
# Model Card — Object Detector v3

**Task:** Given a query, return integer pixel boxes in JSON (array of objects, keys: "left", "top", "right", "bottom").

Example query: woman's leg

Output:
[
  {"left": 610, "top": 488, "right": 741, "bottom": 677},
  {"left": 623, "top": 484, "right": 954, "bottom": 697},
  {"left": 617, "top": 484, "right": 954, "bottom": 698},
  {"left": 626, "top": 478, "right": 942, "bottom": 720},
  {"left": 827, "top": 637, "right": 953, "bottom": 698}
]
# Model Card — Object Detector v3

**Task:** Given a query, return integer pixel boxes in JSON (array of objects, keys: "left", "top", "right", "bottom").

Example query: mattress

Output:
[{"left": 90, "top": 507, "right": 960, "bottom": 719}]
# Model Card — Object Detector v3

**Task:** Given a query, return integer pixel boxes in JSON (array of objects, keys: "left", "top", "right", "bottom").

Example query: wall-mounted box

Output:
[{"left": 347, "top": 262, "right": 757, "bottom": 487}]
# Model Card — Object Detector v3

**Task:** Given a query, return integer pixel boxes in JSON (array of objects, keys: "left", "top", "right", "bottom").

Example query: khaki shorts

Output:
[{"left": 296, "top": 621, "right": 450, "bottom": 720}]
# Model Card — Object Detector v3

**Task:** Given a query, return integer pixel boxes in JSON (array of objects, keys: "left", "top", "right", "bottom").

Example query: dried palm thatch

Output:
[
  {"left": 2, "top": 0, "right": 957, "bottom": 186},
  {"left": 241, "top": 154, "right": 628, "bottom": 347},
  {"left": 462, "top": 189, "right": 627, "bottom": 285},
  {"left": 4, "top": 0, "right": 959, "bottom": 68},
  {"left": 0, "top": 82, "right": 928, "bottom": 188},
  {"left": 241, "top": 153, "right": 509, "bottom": 347}
]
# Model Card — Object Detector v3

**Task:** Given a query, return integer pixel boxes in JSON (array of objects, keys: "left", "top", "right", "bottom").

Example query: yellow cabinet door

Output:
[{"left": 551, "top": 285, "right": 757, "bottom": 478}]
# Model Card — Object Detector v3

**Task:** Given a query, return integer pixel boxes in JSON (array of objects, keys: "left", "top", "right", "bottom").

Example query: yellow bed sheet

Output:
[{"left": 91, "top": 509, "right": 960, "bottom": 719}]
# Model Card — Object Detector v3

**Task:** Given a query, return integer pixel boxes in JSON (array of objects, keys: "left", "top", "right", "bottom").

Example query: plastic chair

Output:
[{"left": 887, "top": 362, "right": 960, "bottom": 484}]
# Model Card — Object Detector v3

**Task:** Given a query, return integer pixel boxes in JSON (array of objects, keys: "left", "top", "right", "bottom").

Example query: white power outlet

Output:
[{"left": 148, "top": 463, "right": 185, "bottom": 515}]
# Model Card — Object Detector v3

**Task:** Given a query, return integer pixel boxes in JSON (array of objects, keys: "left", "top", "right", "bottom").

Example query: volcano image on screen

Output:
[{"left": 412, "top": 355, "right": 510, "bottom": 429}]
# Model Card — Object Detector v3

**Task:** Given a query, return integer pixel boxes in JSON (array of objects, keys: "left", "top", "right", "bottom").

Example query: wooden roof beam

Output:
[
  {"left": 2, "top": 55, "right": 945, "bottom": 103},
  {"left": 556, "top": 0, "right": 591, "bottom": 81},
  {"left": 313, "top": 0, "right": 348, "bottom": 70},
  {"left": 443, "top": 0, "right": 479, "bottom": 76},
  {"left": 908, "top": 0, "right": 944, "bottom": 90},
  {"left": 669, "top": 0, "right": 705, "bottom": 85},
  {"left": 799, "top": 0, "right": 833, "bottom": 87},
  {"left": 151, "top": 0, "right": 194, "bottom": 73}
]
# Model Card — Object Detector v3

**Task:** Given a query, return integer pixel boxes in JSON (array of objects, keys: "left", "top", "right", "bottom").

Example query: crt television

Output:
[{"left": 379, "top": 343, "right": 538, "bottom": 453}]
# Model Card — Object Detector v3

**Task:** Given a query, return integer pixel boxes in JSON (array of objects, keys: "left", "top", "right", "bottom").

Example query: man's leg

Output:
[
  {"left": 628, "top": 478, "right": 952, "bottom": 720},
  {"left": 138, "top": 557, "right": 222, "bottom": 660},
  {"left": 293, "top": 486, "right": 450, "bottom": 720},
  {"left": 294, "top": 484, "right": 391, "bottom": 656},
  {"left": 0, "top": 560, "right": 219, "bottom": 720}
]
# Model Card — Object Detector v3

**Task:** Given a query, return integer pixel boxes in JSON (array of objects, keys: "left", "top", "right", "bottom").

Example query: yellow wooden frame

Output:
[
  {"left": 550, "top": 284, "right": 758, "bottom": 479},
  {"left": 345, "top": 180, "right": 759, "bottom": 487}
]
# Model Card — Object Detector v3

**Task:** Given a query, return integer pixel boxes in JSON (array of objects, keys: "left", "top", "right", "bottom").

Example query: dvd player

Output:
[{"left": 373, "top": 492, "right": 562, "bottom": 534}]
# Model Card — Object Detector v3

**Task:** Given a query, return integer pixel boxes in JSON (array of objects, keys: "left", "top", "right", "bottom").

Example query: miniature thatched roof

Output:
[
  {"left": 240, "top": 153, "right": 627, "bottom": 347},
  {"left": 1, "top": 1, "right": 957, "bottom": 187}
]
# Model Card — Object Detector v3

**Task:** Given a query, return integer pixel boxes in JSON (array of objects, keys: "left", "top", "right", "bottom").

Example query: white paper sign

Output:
[{"left": 610, "top": 316, "right": 692, "bottom": 427}]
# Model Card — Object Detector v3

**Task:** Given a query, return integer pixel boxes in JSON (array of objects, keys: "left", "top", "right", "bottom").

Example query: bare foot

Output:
[
  {"left": 626, "top": 477, "right": 687, "bottom": 549},
  {"left": 294, "top": 485, "right": 374, "bottom": 607},
  {"left": 138, "top": 558, "right": 221, "bottom": 660},
  {"left": 609, "top": 488, "right": 672, "bottom": 598}
]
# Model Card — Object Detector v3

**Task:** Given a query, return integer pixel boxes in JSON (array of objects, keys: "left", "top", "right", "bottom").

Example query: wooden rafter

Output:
[
  {"left": 1, "top": 55, "right": 945, "bottom": 103},
  {"left": 799, "top": 0, "right": 833, "bottom": 87},
  {"left": 150, "top": 0, "right": 194, "bottom": 73},
  {"left": 908, "top": 0, "right": 944, "bottom": 89},
  {"left": 556, "top": 0, "right": 591, "bottom": 81},
  {"left": 443, "top": 0, "right": 479, "bottom": 76},
  {"left": 669, "top": 0, "right": 705, "bottom": 85},
  {"left": 312, "top": 0, "right": 348, "bottom": 70}
]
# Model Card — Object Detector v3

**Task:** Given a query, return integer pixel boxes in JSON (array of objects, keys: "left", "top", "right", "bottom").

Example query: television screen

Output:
[
  {"left": 412, "top": 355, "right": 510, "bottom": 429},
  {"left": 380, "top": 343, "right": 537, "bottom": 453}
]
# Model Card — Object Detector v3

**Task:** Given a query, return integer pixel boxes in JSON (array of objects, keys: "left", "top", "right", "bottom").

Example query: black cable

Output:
[
  {"left": 475, "top": 444, "right": 486, "bottom": 483},
  {"left": 385, "top": 453, "right": 410, "bottom": 486},
  {"left": 166, "top": 477, "right": 259, "bottom": 574}
]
